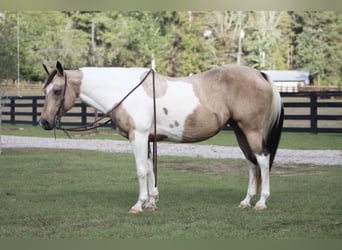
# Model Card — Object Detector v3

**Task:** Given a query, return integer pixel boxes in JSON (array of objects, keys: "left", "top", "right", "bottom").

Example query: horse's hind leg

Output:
[
  {"left": 254, "top": 153, "right": 270, "bottom": 210},
  {"left": 230, "top": 120, "right": 270, "bottom": 210},
  {"left": 229, "top": 120, "right": 258, "bottom": 208},
  {"left": 239, "top": 160, "right": 258, "bottom": 208},
  {"left": 244, "top": 130, "right": 271, "bottom": 210}
]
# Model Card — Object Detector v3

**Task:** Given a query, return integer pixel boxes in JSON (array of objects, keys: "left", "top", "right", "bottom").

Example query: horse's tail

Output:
[{"left": 261, "top": 72, "right": 284, "bottom": 171}]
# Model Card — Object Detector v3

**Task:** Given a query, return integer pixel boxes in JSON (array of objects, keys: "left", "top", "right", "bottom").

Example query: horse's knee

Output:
[{"left": 136, "top": 165, "right": 148, "bottom": 178}]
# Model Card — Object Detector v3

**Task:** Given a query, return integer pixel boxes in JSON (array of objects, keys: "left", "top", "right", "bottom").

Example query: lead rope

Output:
[{"left": 151, "top": 69, "right": 158, "bottom": 187}]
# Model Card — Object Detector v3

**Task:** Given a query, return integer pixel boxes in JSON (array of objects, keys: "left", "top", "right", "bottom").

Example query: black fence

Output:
[
  {"left": 1, "top": 92, "right": 342, "bottom": 133},
  {"left": 1, "top": 96, "right": 109, "bottom": 128},
  {"left": 281, "top": 91, "right": 342, "bottom": 133}
]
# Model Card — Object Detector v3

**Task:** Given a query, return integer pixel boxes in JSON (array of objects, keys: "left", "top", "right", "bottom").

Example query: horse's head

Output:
[{"left": 39, "top": 61, "right": 79, "bottom": 130}]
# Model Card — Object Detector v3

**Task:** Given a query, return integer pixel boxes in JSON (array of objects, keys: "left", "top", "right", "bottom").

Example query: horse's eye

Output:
[{"left": 54, "top": 89, "right": 62, "bottom": 96}]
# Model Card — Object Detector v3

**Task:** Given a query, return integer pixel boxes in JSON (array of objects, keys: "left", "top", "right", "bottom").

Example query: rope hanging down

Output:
[{"left": 55, "top": 69, "right": 158, "bottom": 186}]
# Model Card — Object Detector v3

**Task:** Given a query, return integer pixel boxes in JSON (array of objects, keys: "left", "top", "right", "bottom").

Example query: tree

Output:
[
  {"left": 109, "top": 11, "right": 173, "bottom": 71},
  {"left": 243, "top": 11, "right": 289, "bottom": 70},
  {"left": 0, "top": 11, "right": 341, "bottom": 86},
  {"left": 0, "top": 12, "right": 18, "bottom": 82},
  {"left": 292, "top": 11, "right": 342, "bottom": 85},
  {"left": 166, "top": 11, "right": 210, "bottom": 76},
  {"left": 205, "top": 11, "right": 247, "bottom": 67},
  {"left": 18, "top": 11, "right": 70, "bottom": 81}
]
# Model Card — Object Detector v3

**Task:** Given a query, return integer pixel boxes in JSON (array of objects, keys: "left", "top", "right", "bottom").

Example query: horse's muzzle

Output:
[{"left": 39, "top": 118, "right": 54, "bottom": 130}]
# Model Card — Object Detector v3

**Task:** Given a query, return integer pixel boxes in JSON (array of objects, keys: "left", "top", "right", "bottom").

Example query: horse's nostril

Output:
[{"left": 39, "top": 119, "right": 53, "bottom": 130}]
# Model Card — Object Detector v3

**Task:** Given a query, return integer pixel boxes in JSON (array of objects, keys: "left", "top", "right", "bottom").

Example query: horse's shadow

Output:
[{"left": 42, "top": 185, "right": 243, "bottom": 212}]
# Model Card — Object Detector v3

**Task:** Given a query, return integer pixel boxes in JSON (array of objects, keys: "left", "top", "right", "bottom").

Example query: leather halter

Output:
[{"left": 54, "top": 73, "right": 68, "bottom": 129}]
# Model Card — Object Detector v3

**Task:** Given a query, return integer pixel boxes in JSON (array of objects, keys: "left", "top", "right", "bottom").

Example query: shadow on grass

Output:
[{"left": 29, "top": 182, "right": 245, "bottom": 216}]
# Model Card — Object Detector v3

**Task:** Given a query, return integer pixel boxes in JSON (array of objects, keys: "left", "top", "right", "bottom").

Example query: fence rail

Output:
[
  {"left": 280, "top": 92, "right": 342, "bottom": 133},
  {"left": 1, "top": 92, "right": 342, "bottom": 133}
]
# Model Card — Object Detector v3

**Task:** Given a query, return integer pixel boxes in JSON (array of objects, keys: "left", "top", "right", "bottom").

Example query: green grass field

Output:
[
  {"left": 1, "top": 125, "right": 341, "bottom": 239},
  {"left": 0, "top": 147, "right": 341, "bottom": 239}
]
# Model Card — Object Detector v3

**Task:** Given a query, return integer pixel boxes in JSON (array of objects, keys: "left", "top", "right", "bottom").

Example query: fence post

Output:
[
  {"left": 81, "top": 103, "right": 87, "bottom": 125},
  {"left": 0, "top": 81, "right": 2, "bottom": 155},
  {"left": 10, "top": 98, "right": 15, "bottom": 124},
  {"left": 32, "top": 98, "right": 37, "bottom": 125},
  {"left": 310, "top": 92, "right": 318, "bottom": 134}
]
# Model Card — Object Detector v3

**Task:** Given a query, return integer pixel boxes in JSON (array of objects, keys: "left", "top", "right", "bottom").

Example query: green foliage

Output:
[
  {"left": 19, "top": 12, "right": 69, "bottom": 81},
  {"left": 243, "top": 11, "right": 292, "bottom": 70},
  {"left": 0, "top": 12, "right": 18, "bottom": 81},
  {"left": 292, "top": 11, "right": 342, "bottom": 85},
  {"left": 0, "top": 11, "right": 341, "bottom": 84}
]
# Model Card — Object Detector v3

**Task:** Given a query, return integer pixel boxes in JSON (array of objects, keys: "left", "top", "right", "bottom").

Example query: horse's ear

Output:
[
  {"left": 42, "top": 63, "right": 51, "bottom": 75},
  {"left": 56, "top": 61, "right": 64, "bottom": 76}
]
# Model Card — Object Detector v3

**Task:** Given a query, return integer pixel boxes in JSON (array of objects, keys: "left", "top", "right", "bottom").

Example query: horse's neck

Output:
[
  {"left": 78, "top": 67, "right": 148, "bottom": 113},
  {"left": 65, "top": 70, "right": 82, "bottom": 98}
]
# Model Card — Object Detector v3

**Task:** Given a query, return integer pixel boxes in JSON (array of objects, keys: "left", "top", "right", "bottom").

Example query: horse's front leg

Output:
[
  {"left": 144, "top": 153, "right": 159, "bottom": 212},
  {"left": 129, "top": 130, "right": 150, "bottom": 214}
]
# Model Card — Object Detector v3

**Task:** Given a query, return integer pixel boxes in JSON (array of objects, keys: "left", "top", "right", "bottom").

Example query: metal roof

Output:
[{"left": 262, "top": 70, "right": 312, "bottom": 84}]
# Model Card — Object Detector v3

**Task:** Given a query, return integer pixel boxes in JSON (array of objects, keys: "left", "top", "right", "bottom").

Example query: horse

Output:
[{"left": 39, "top": 61, "right": 284, "bottom": 214}]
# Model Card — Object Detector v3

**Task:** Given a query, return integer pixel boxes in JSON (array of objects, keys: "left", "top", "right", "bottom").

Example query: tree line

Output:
[{"left": 0, "top": 11, "right": 341, "bottom": 85}]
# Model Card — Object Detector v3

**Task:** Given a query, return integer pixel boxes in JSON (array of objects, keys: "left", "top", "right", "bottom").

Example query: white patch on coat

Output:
[
  {"left": 154, "top": 80, "right": 200, "bottom": 141},
  {"left": 79, "top": 67, "right": 149, "bottom": 113}
]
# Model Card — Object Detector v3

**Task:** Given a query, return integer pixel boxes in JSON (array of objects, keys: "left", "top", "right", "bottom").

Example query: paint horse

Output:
[{"left": 39, "top": 61, "right": 284, "bottom": 213}]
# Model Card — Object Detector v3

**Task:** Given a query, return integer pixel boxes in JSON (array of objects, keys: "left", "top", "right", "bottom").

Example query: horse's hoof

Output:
[
  {"left": 238, "top": 202, "right": 251, "bottom": 209},
  {"left": 128, "top": 207, "right": 143, "bottom": 214},
  {"left": 254, "top": 203, "right": 267, "bottom": 210},
  {"left": 144, "top": 204, "right": 157, "bottom": 212}
]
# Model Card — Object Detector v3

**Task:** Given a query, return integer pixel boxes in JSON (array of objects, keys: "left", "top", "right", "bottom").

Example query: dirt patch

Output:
[
  {"left": 161, "top": 158, "right": 243, "bottom": 174},
  {"left": 271, "top": 164, "right": 325, "bottom": 176},
  {"left": 2, "top": 127, "right": 26, "bottom": 131},
  {"left": 163, "top": 159, "right": 325, "bottom": 177}
]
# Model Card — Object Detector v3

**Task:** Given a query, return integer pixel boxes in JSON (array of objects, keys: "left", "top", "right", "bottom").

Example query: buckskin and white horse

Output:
[{"left": 39, "top": 61, "right": 284, "bottom": 213}]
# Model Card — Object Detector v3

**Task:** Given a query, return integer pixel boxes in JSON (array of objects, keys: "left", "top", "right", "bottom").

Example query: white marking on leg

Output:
[
  {"left": 144, "top": 157, "right": 159, "bottom": 211},
  {"left": 129, "top": 131, "right": 149, "bottom": 214},
  {"left": 255, "top": 154, "right": 270, "bottom": 210},
  {"left": 239, "top": 160, "right": 258, "bottom": 208}
]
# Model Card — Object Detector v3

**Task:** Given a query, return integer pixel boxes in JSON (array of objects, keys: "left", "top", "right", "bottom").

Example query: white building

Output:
[{"left": 262, "top": 70, "right": 313, "bottom": 92}]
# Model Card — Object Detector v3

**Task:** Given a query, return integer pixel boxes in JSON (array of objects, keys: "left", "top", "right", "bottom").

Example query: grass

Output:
[
  {"left": 2, "top": 124, "right": 342, "bottom": 150},
  {"left": 1, "top": 124, "right": 341, "bottom": 238},
  {"left": 0, "top": 148, "right": 341, "bottom": 239}
]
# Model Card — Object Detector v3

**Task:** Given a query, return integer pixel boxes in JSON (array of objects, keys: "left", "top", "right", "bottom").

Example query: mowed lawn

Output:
[{"left": 0, "top": 147, "right": 341, "bottom": 239}]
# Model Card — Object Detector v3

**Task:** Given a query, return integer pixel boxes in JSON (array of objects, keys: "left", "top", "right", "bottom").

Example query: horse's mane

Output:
[{"left": 43, "top": 69, "right": 58, "bottom": 89}]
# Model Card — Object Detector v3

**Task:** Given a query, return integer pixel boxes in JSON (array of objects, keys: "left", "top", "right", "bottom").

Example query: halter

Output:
[{"left": 54, "top": 72, "right": 68, "bottom": 129}]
